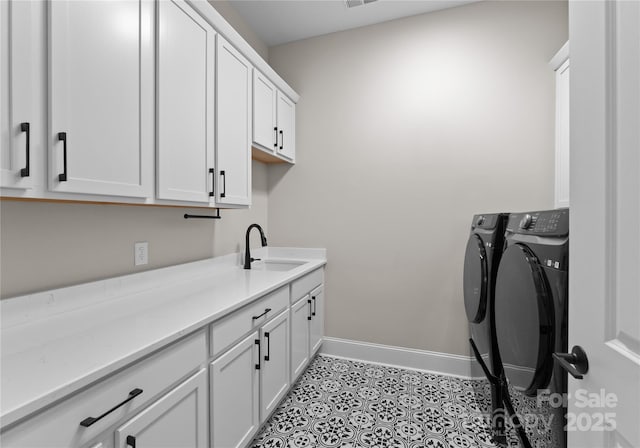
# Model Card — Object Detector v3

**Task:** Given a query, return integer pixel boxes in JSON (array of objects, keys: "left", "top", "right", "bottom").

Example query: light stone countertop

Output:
[{"left": 0, "top": 247, "right": 326, "bottom": 429}]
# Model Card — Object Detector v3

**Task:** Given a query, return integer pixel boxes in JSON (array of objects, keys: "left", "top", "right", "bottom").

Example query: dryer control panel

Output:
[{"left": 507, "top": 209, "right": 569, "bottom": 237}]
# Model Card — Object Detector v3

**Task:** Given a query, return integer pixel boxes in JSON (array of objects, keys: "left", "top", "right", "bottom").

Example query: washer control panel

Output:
[{"left": 508, "top": 209, "right": 568, "bottom": 236}]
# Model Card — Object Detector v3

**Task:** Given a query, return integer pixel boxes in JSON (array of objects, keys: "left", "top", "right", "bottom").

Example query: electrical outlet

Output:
[{"left": 134, "top": 242, "right": 149, "bottom": 266}]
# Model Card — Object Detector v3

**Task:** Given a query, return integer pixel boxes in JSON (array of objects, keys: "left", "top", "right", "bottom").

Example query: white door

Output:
[
  {"left": 49, "top": 0, "right": 153, "bottom": 198},
  {"left": 114, "top": 369, "right": 208, "bottom": 448},
  {"left": 569, "top": 1, "right": 640, "bottom": 447},
  {"left": 309, "top": 285, "right": 324, "bottom": 356},
  {"left": 260, "top": 309, "right": 290, "bottom": 422},
  {"left": 210, "top": 332, "right": 260, "bottom": 448},
  {"left": 290, "top": 295, "right": 311, "bottom": 381},
  {"left": 1, "top": 0, "right": 34, "bottom": 190},
  {"left": 216, "top": 35, "right": 251, "bottom": 206},
  {"left": 252, "top": 70, "right": 277, "bottom": 153},
  {"left": 157, "top": 0, "right": 215, "bottom": 204},
  {"left": 276, "top": 92, "right": 295, "bottom": 162}
]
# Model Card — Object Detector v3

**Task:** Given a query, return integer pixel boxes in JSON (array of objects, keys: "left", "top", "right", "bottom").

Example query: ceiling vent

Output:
[{"left": 345, "top": 0, "right": 378, "bottom": 8}]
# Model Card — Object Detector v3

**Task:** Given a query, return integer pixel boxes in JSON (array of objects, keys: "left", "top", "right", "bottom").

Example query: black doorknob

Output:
[{"left": 553, "top": 345, "right": 589, "bottom": 379}]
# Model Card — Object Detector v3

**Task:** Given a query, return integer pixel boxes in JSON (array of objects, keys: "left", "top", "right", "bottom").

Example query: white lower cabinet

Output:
[
  {"left": 0, "top": 331, "right": 207, "bottom": 448},
  {"left": 115, "top": 369, "right": 208, "bottom": 448},
  {"left": 309, "top": 285, "right": 324, "bottom": 356},
  {"left": 260, "top": 309, "right": 290, "bottom": 421},
  {"left": 290, "top": 270, "right": 325, "bottom": 382},
  {"left": 290, "top": 294, "right": 311, "bottom": 382},
  {"left": 210, "top": 331, "right": 260, "bottom": 448},
  {"left": 0, "top": 270, "right": 324, "bottom": 448}
]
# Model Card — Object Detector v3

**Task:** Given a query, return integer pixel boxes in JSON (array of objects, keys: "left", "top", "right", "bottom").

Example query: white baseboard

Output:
[{"left": 320, "top": 337, "right": 484, "bottom": 379}]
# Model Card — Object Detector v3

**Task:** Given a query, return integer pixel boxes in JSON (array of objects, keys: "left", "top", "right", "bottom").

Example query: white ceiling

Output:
[{"left": 227, "top": 0, "right": 481, "bottom": 47}]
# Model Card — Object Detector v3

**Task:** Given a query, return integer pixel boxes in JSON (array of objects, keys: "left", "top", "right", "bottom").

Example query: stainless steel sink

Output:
[{"left": 250, "top": 260, "right": 305, "bottom": 272}]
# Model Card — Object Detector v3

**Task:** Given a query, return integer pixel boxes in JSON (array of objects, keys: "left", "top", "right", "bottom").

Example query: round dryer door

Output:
[
  {"left": 495, "top": 243, "right": 555, "bottom": 396},
  {"left": 463, "top": 234, "right": 488, "bottom": 323}
]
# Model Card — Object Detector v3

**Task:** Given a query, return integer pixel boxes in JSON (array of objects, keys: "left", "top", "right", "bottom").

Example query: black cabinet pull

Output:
[
  {"left": 20, "top": 122, "right": 30, "bottom": 177},
  {"left": 264, "top": 332, "right": 271, "bottom": 361},
  {"left": 312, "top": 296, "right": 317, "bottom": 317},
  {"left": 126, "top": 435, "right": 136, "bottom": 448},
  {"left": 279, "top": 129, "right": 283, "bottom": 150},
  {"left": 307, "top": 299, "right": 312, "bottom": 321},
  {"left": 209, "top": 168, "right": 215, "bottom": 197},
  {"left": 220, "top": 170, "right": 226, "bottom": 198},
  {"left": 58, "top": 132, "right": 68, "bottom": 182},
  {"left": 79, "top": 388, "right": 143, "bottom": 427},
  {"left": 252, "top": 308, "right": 271, "bottom": 320},
  {"left": 255, "top": 339, "right": 261, "bottom": 370},
  {"left": 553, "top": 346, "right": 589, "bottom": 379},
  {"left": 273, "top": 127, "right": 278, "bottom": 148}
]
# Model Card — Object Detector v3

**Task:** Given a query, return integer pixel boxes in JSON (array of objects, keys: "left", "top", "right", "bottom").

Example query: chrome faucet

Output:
[{"left": 244, "top": 224, "right": 268, "bottom": 269}]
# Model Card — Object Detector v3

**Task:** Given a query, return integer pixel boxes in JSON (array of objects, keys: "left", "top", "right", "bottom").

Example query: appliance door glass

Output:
[
  {"left": 495, "top": 243, "right": 555, "bottom": 396},
  {"left": 464, "top": 233, "right": 488, "bottom": 324}
]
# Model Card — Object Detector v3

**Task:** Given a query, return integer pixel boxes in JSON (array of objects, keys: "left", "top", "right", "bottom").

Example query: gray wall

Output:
[
  {"left": 267, "top": 1, "right": 568, "bottom": 356},
  {"left": 0, "top": 161, "right": 268, "bottom": 298},
  {"left": 209, "top": 0, "right": 269, "bottom": 61}
]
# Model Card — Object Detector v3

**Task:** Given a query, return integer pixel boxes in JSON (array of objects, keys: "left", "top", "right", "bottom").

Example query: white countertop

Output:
[{"left": 0, "top": 247, "right": 326, "bottom": 428}]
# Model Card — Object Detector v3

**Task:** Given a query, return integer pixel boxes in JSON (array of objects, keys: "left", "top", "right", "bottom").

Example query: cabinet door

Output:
[
  {"left": 157, "top": 0, "right": 215, "bottom": 203},
  {"left": 114, "top": 369, "right": 208, "bottom": 448},
  {"left": 260, "top": 309, "right": 289, "bottom": 422},
  {"left": 252, "top": 70, "right": 277, "bottom": 153},
  {"left": 310, "top": 285, "right": 324, "bottom": 355},
  {"left": 216, "top": 35, "right": 251, "bottom": 206},
  {"left": 48, "top": 0, "right": 153, "bottom": 198},
  {"left": 210, "top": 332, "right": 259, "bottom": 448},
  {"left": 1, "top": 0, "right": 34, "bottom": 190},
  {"left": 276, "top": 92, "right": 295, "bottom": 162},
  {"left": 290, "top": 295, "right": 311, "bottom": 382}
]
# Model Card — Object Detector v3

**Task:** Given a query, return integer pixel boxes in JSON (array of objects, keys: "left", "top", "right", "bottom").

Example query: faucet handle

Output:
[{"left": 250, "top": 258, "right": 261, "bottom": 262}]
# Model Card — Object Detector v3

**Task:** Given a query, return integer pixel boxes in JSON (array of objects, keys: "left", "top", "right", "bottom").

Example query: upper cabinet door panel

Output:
[
  {"left": 216, "top": 36, "right": 251, "bottom": 207},
  {"left": 252, "top": 70, "right": 277, "bottom": 153},
  {"left": 48, "top": 0, "right": 153, "bottom": 198},
  {"left": 276, "top": 92, "right": 295, "bottom": 162},
  {"left": 157, "top": 0, "right": 215, "bottom": 203},
  {"left": 1, "top": 0, "right": 34, "bottom": 190}
]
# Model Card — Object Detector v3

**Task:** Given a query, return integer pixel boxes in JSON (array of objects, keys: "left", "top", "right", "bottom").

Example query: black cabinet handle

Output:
[
  {"left": 264, "top": 332, "right": 271, "bottom": 361},
  {"left": 553, "top": 346, "right": 589, "bottom": 379},
  {"left": 126, "top": 435, "right": 136, "bottom": 448},
  {"left": 209, "top": 168, "right": 215, "bottom": 197},
  {"left": 307, "top": 299, "right": 312, "bottom": 321},
  {"left": 273, "top": 127, "right": 278, "bottom": 148},
  {"left": 79, "top": 388, "right": 143, "bottom": 427},
  {"left": 58, "top": 132, "right": 68, "bottom": 182},
  {"left": 255, "top": 339, "right": 261, "bottom": 370},
  {"left": 312, "top": 296, "right": 317, "bottom": 317},
  {"left": 220, "top": 170, "right": 226, "bottom": 198},
  {"left": 20, "top": 122, "right": 30, "bottom": 177},
  {"left": 279, "top": 129, "right": 283, "bottom": 150},
  {"left": 252, "top": 308, "right": 271, "bottom": 320}
]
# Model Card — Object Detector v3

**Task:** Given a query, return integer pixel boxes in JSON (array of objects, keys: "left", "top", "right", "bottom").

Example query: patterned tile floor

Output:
[{"left": 251, "top": 355, "right": 503, "bottom": 448}]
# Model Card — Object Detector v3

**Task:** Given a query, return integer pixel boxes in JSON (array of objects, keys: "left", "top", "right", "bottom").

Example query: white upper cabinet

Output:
[
  {"left": 48, "top": 0, "right": 154, "bottom": 198},
  {"left": 252, "top": 71, "right": 277, "bottom": 154},
  {"left": 276, "top": 91, "right": 295, "bottom": 162},
  {"left": 1, "top": 0, "right": 34, "bottom": 190},
  {"left": 216, "top": 35, "right": 251, "bottom": 206},
  {"left": 157, "top": 0, "right": 216, "bottom": 204},
  {"left": 252, "top": 70, "right": 296, "bottom": 163}
]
